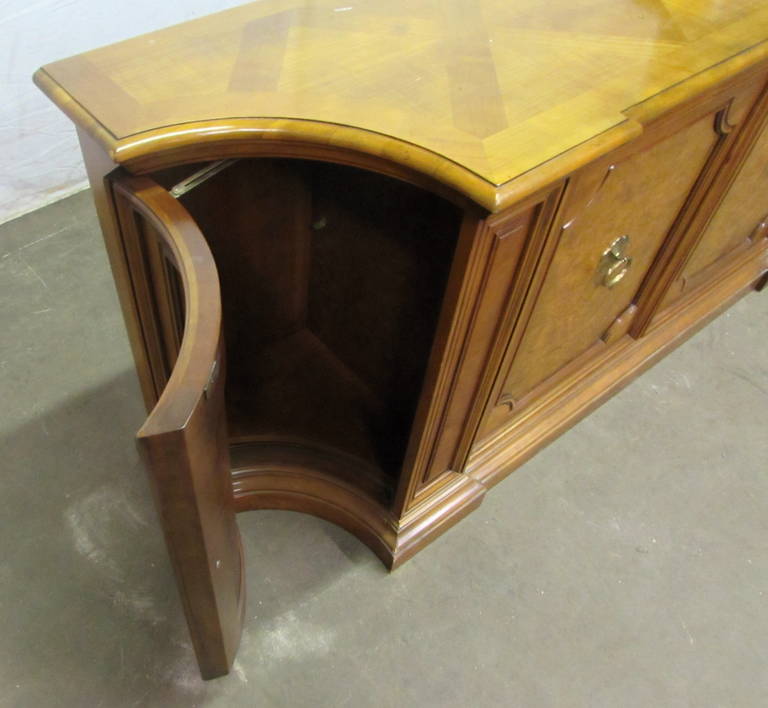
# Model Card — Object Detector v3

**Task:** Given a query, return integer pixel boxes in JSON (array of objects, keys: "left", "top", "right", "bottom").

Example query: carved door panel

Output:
[
  {"left": 111, "top": 174, "right": 244, "bottom": 680},
  {"left": 477, "top": 109, "right": 725, "bottom": 438},
  {"left": 662, "top": 104, "right": 768, "bottom": 306}
]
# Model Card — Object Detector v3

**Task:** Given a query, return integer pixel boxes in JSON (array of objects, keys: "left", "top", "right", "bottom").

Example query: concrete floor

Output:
[{"left": 0, "top": 191, "right": 766, "bottom": 708}]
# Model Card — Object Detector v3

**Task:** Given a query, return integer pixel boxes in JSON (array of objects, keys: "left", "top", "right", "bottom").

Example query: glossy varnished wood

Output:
[
  {"left": 495, "top": 112, "right": 719, "bottom": 415},
  {"left": 112, "top": 176, "right": 245, "bottom": 679},
  {"left": 665, "top": 95, "right": 768, "bottom": 305},
  {"left": 141, "top": 157, "right": 483, "bottom": 571},
  {"left": 34, "top": 0, "right": 768, "bottom": 682},
  {"left": 77, "top": 129, "right": 159, "bottom": 411},
  {"left": 34, "top": 0, "right": 768, "bottom": 210},
  {"left": 467, "top": 236, "right": 768, "bottom": 485},
  {"left": 472, "top": 71, "right": 768, "bottom": 442}
]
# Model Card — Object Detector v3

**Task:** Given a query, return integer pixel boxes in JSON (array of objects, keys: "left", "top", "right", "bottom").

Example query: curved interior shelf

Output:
[{"left": 150, "top": 157, "right": 463, "bottom": 505}]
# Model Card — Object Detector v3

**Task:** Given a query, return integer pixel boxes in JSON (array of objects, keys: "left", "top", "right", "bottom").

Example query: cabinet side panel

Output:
[
  {"left": 77, "top": 127, "right": 158, "bottom": 409},
  {"left": 416, "top": 209, "right": 534, "bottom": 487},
  {"left": 394, "top": 187, "right": 564, "bottom": 515}
]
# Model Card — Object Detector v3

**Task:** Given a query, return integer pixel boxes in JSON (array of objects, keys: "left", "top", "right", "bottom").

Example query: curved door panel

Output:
[{"left": 111, "top": 175, "right": 244, "bottom": 680}]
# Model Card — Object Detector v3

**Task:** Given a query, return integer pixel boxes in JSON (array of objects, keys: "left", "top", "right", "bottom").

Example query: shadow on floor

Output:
[{"left": 1, "top": 368, "right": 380, "bottom": 707}]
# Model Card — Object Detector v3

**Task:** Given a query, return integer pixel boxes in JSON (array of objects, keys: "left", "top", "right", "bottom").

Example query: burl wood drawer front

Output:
[
  {"left": 664, "top": 111, "right": 768, "bottom": 305},
  {"left": 477, "top": 111, "right": 722, "bottom": 439}
]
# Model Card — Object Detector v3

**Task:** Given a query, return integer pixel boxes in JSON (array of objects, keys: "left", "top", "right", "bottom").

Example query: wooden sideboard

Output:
[{"left": 36, "top": 0, "right": 768, "bottom": 679}]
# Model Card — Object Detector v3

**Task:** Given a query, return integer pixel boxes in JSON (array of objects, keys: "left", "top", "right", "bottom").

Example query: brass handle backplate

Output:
[{"left": 598, "top": 235, "right": 632, "bottom": 288}]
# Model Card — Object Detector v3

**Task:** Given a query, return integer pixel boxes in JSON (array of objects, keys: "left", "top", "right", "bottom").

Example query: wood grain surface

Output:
[{"left": 34, "top": 0, "right": 768, "bottom": 210}]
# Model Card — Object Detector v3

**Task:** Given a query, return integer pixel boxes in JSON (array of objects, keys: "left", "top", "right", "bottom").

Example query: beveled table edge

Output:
[{"left": 34, "top": 40, "right": 768, "bottom": 213}]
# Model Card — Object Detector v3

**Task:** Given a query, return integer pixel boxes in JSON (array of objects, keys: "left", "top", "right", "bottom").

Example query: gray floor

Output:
[{"left": 0, "top": 191, "right": 766, "bottom": 708}]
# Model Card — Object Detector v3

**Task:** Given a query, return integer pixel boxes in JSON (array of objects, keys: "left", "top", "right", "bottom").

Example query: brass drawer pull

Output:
[{"left": 598, "top": 235, "right": 632, "bottom": 288}]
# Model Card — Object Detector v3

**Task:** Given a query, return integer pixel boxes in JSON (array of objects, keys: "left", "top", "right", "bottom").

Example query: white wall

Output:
[{"left": 0, "top": 0, "right": 248, "bottom": 225}]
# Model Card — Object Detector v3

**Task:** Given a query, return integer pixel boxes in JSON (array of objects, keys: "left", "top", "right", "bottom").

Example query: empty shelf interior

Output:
[{"left": 152, "top": 158, "right": 462, "bottom": 491}]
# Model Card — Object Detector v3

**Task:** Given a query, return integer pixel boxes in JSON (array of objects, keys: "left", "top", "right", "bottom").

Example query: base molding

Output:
[
  {"left": 230, "top": 442, "right": 397, "bottom": 568},
  {"left": 389, "top": 473, "right": 487, "bottom": 570},
  {"left": 230, "top": 443, "right": 487, "bottom": 570}
]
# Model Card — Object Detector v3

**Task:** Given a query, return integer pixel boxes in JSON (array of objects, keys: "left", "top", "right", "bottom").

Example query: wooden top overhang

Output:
[{"left": 35, "top": 0, "right": 768, "bottom": 211}]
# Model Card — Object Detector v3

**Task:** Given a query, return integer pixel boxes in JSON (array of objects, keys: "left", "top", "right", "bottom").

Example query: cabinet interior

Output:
[{"left": 150, "top": 158, "right": 462, "bottom": 498}]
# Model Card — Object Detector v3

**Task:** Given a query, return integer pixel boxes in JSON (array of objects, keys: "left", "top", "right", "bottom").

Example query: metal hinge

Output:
[{"left": 170, "top": 160, "right": 238, "bottom": 198}]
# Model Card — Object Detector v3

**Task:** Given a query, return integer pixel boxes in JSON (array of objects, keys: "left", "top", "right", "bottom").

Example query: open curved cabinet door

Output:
[{"left": 111, "top": 174, "right": 244, "bottom": 680}]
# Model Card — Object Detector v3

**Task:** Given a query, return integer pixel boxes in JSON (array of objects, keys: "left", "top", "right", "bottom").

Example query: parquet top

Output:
[{"left": 36, "top": 0, "right": 768, "bottom": 210}]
